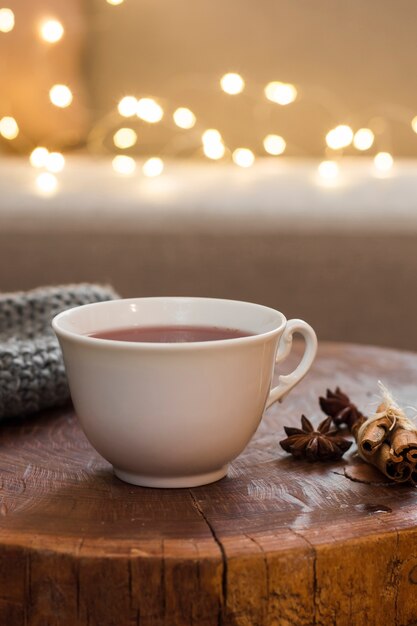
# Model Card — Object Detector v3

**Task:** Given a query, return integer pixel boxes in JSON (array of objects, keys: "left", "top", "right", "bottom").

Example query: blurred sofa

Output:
[{"left": 1, "top": 156, "right": 417, "bottom": 350}]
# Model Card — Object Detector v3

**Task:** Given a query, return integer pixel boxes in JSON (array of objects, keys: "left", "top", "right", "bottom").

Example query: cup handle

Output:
[{"left": 265, "top": 319, "right": 318, "bottom": 409}]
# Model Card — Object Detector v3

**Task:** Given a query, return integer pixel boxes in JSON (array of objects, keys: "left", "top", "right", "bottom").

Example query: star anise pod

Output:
[
  {"left": 280, "top": 414, "right": 352, "bottom": 462},
  {"left": 319, "top": 387, "right": 364, "bottom": 431}
]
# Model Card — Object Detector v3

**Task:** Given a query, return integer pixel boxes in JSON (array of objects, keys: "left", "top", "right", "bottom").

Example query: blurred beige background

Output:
[
  {"left": 0, "top": 0, "right": 89, "bottom": 149},
  {"left": 86, "top": 0, "right": 417, "bottom": 156},
  {"left": 2, "top": 1, "right": 417, "bottom": 349}
]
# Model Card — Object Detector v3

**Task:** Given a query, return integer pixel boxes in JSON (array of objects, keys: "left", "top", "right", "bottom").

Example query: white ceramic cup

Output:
[{"left": 52, "top": 297, "right": 317, "bottom": 488}]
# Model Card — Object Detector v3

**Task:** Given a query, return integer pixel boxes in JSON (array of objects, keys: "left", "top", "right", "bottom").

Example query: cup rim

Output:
[{"left": 52, "top": 296, "right": 287, "bottom": 349}]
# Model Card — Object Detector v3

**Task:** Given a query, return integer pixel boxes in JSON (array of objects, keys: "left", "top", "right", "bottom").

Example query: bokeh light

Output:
[
  {"left": 264, "top": 82, "right": 297, "bottom": 105},
  {"left": 113, "top": 128, "right": 137, "bottom": 149},
  {"left": 318, "top": 160, "right": 339, "bottom": 180},
  {"left": 220, "top": 73, "right": 245, "bottom": 95},
  {"left": 30, "top": 147, "right": 49, "bottom": 168},
  {"left": 353, "top": 128, "right": 374, "bottom": 151},
  {"left": 136, "top": 98, "right": 163, "bottom": 123},
  {"left": 49, "top": 84, "right": 73, "bottom": 108},
  {"left": 0, "top": 8, "right": 14, "bottom": 33},
  {"left": 325, "top": 125, "right": 353, "bottom": 150},
  {"left": 0, "top": 116, "right": 19, "bottom": 140},
  {"left": 173, "top": 107, "right": 196, "bottom": 129},
  {"left": 202, "top": 129, "right": 222, "bottom": 145},
  {"left": 143, "top": 157, "right": 164, "bottom": 177},
  {"left": 118, "top": 96, "right": 137, "bottom": 118},
  {"left": 232, "top": 148, "right": 255, "bottom": 168},
  {"left": 203, "top": 143, "right": 225, "bottom": 160},
  {"left": 36, "top": 172, "right": 58, "bottom": 195},
  {"left": 39, "top": 19, "right": 64, "bottom": 43},
  {"left": 263, "top": 134, "right": 286, "bottom": 156},
  {"left": 202, "top": 129, "right": 225, "bottom": 160},
  {"left": 374, "top": 152, "right": 393, "bottom": 173},
  {"left": 112, "top": 155, "right": 136, "bottom": 175},
  {"left": 45, "top": 152, "right": 65, "bottom": 173}
]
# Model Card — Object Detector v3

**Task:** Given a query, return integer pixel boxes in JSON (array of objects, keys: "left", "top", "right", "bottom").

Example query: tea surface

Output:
[{"left": 88, "top": 325, "right": 253, "bottom": 343}]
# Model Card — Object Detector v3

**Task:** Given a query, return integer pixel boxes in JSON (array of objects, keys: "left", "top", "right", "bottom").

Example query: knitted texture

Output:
[{"left": 0, "top": 284, "right": 118, "bottom": 420}]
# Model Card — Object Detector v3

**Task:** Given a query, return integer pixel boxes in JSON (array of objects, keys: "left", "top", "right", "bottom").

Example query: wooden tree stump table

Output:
[{"left": 1, "top": 342, "right": 417, "bottom": 626}]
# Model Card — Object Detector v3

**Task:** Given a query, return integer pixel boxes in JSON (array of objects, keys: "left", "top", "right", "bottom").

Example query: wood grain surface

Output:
[{"left": 1, "top": 342, "right": 417, "bottom": 626}]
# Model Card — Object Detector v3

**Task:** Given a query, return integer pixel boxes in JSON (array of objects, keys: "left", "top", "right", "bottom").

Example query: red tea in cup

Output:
[{"left": 88, "top": 325, "right": 253, "bottom": 343}]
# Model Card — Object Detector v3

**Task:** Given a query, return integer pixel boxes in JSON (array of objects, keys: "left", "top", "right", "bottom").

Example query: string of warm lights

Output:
[
  {"left": 100, "top": 88, "right": 399, "bottom": 181},
  {"left": 1, "top": 2, "right": 416, "bottom": 196}
]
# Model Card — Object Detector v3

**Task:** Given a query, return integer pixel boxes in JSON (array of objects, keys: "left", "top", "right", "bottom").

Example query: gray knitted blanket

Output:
[{"left": 0, "top": 284, "right": 118, "bottom": 420}]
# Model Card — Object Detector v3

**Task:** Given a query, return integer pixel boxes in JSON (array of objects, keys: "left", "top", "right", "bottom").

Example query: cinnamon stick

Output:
[
  {"left": 389, "top": 425, "right": 417, "bottom": 463},
  {"left": 358, "top": 413, "right": 394, "bottom": 456},
  {"left": 354, "top": 385, "right": 417, "bottom": 485},
  {"left": 374, "top": 443, "right": 412, "bottom": 483}
]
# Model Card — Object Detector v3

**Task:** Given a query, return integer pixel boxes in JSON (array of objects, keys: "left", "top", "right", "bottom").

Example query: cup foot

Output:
[{"left": 113, "top": 466, "right": 228, "bottom": 488}]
